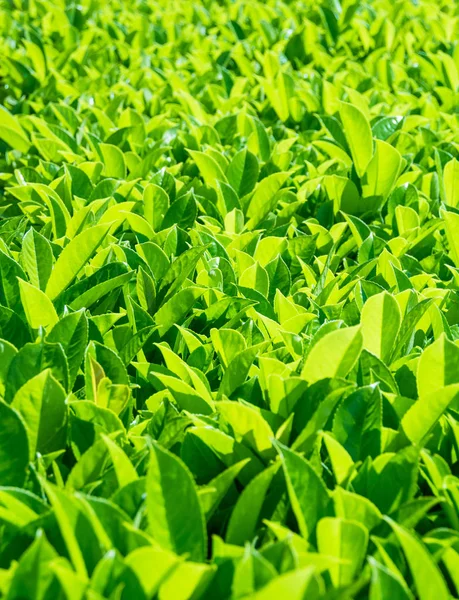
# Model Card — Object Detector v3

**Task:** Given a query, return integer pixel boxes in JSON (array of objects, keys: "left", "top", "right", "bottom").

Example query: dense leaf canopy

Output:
[{"left": 0, "top": 0, "right": 459, "bottom": 597}]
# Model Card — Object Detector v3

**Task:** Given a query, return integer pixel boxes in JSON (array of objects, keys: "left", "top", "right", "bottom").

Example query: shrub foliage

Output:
[{"left": 0, "top": 0, "right": 459, "bottom": 598}]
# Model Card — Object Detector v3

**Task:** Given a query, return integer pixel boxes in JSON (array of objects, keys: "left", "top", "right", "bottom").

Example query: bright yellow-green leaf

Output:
[
  {"left": 19, "top": 279, "right": 59, "bottom": 329},
  {"left": 386, "top": 518, "right": 450, "bottom": 600},
  {"left": 99, "top": 143, "right": 126, "bottom": 179},
  {"left": 402, "top": 384, "right": 459, "bottom": 445},
  {"left": 317, "top": 517, "right": 368, "bottom": 587},
  {"left": 188, "top": 150, "right": 228, "bottom": 189},
  {"left": 0, "top": 106, "right": 30, "bottom": 153},
  {"left": 339, "top": 101, "right": 373, "bottom": 178},
  {"left": 442, "top": 208, "right": 459, "bottom": 267},
  {"left": 417, "top": 334, "right": 459, "bottom": 397},
  {"left": 362, "top": 139, "right": 402, "bottom": 200},
  {"left": 444, "top": 158, "right": 459, "bottom": 208},
  {"left": 45, "top": 223, "right": 111, "bottom": 300},
  {"left": 301, "top": 326, "right": 363, "bottom": 383},
  {"left": 360, "top": 292, "right": 401, "bottom": 363}
]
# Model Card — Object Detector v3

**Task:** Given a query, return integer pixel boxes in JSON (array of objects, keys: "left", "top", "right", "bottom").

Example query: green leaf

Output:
[
  {"left": 50, "top": 561, "right": 89, "bottom": 600},
  {"left": 99, "top": 143, "right": 126, "bottom": 179},
  {"left": 47, "top": 309, "right": 88, "bottom": 390},
  {"left": 45, "top": 224, "right": 111, "bottom": 300},
  {"left": 372, "top": 116, "right": 404, "bottom": 141},
  {"left": 5, "top": 339, "right": 69, "bottom": 402},
  {"left": 442, "top": 207, "right": 459, "bottom": 267},
  {"left": 0, "top": 401, "right": 29, "bottom": 487},
  {"left": 233, "top": 545, "right": 276, "bottom": 597},
  {"left": 227, "top": 148, "right": 259, "bottom": 197},
  {"left": 401, "top": 384, "right": 459, "bottom": 445},
  {"left": 0, "top": 305, "right": 30, "bottom": 348},
  {"left": 0, "top": 105, "right": 30, "bottom": 152},
  {"left": 317, "top": 517, "right": 368, "bottom": 587},
  {"left": 339, "top": 101, "right": 373, "bottom": 178},
  {"left": 265, "top": 255, "right": 291, "bottom": 301},
  {"left": 68, "top": 268, "right": 133, "bottom": 311},
  {"left": 0, "top": 249, "right": 26, "bottom": 313},
  {"left": 21, "top": 228, "right": 53, "bottom": 291},
  {"left": 101, "top": 433, "right": 138, "bottom": 488},
  {"left": 153, "top": 372, "right": 214, "bottom": 415},
  {"left": 369, "top": 557, "right": 413, "bottom": 600},
  {"left": 362, "top": 139, "right": 402, "bottom": 202},
  {"left": 143, "top": 183, "right": 169, "bottom": 231},
  {"left": 121, "top": 211, "right": 155, "bottom": 240},
  {"left": 146, "top": 441, "right": 206, "bottom": 561},
  {"left": 246, "top": 172, "right": 289, "bottom": 227},
  {"left": 157, "top": 245, "right": 207, "bottom": 305},
  {"left": 219, "top": 342, "right": 268, "bottom": 398},
  {"left": 158, "top": 560, "right": 215, "bottom": 600},
  {"left": 322, "top": 433, "right": 355, "bottom": 485},
  {"left": 12, "top": 369, "right": 67, "bottom": 460},
  {"left": 248, "top": 566, "right": 322, "bottom": 600},
  {"left": 263, "top": 72, "right": 294, "bottom": 122},
  {"left": 199, "top": 459, "right": 249, "bottom": 519},
  {"left": 210, "top": 327, "right": 246, "bottom": 368},
  {"left": 275, "top": 441, "right": 329, "bottom": 540},
  {"left": 391, "top": 299, "right": 434, "bottom": 362},
  {"left": 162, "top": 192, "right": 197, "bottom": 230},
  {"left": 301, "top": 325, "right": 363, "bottom": 383},
  {"left": 219, "top": 400, "right": 275, "bottom": 462},
  {"left": 6, "top": 530, "right": 58, "bottom": 600},
  {"left": 65, "top": 437, "right": 110, "bottom": 491},
  {"left": 444, "top": 157, "right": 459, "bottom": 208},
  {"left": 395, "top": 205, "right": 420, "bottom": 235},
  {"left": 226, "top": 463, "right": 278, "bottom": 545},
  {"left": 239, "top": 262, "right": 269, "bottom": 297},
  {"left": 293, "top": 379, "right": 353, "bottom": 454},
  {"left": 84, "top": 341, "right": 128, "bottom": 402},
  {"left": 124, "top": 546, "right": 180, "bottom": 598},
  {"left": 188, "top": 149, "right": 228, "bottom": 189},
  {"left": 353, "top": 447, "right": 419, "bottom": 514},
  {"left": 155, "top": 286, "right": 205, "bottom": 336},
  {"left": 360, "top": 292, "right": 401, "bottom": 363},
  {"left": 3, "top": 3, "right": 459, "bottom": 594},
  {"left": 18, "top": 278, "right": 59, "bottom": 329},
  {"left": 333, "top": 487, "right": 382, "bottom": 532},
  {"left": 385, "top": 517, "right": 449, "bottom": 600},
  {"left": 332, "top": 384, "right": 382, "bottom": 460},
  {"left": 417, "top": 333, "right": 459, "bottom": 397},
  {"left": 42, "top": 482, "right": 89, "bottom": 578},
  {"left": 0, "top": 338, "right": 17, "bottom": 397}
]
